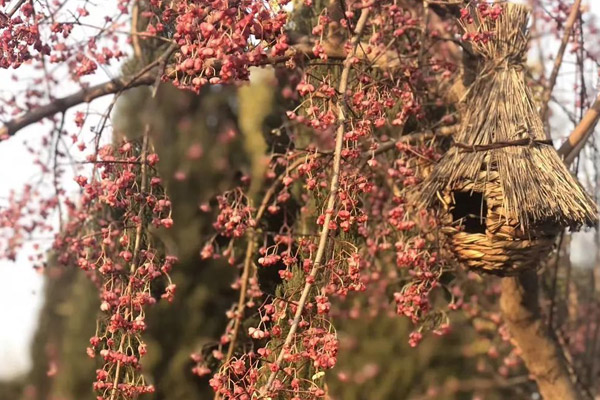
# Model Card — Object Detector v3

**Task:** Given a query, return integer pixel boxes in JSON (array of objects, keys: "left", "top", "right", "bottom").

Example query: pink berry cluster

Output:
[
  {"left": 209, "top": 293, "right": 339, "bottom": 399},
  {"left": 1, "top": 1, "right": 127, "bottom": 76},
  {"left": 0, "top": 2, "right": 47, "bottom": 69},
  {"left": 52, "top": 140, "right": 176, "bottom": 400},
  {"left": 0, "top": 184, "right": 56, "bottom": 262},
  {"left": 141, "top": 0, "right": 291, "bottom": 92},
  {"left": 212, "top": 188, "right": 256, "bottom": 239}
]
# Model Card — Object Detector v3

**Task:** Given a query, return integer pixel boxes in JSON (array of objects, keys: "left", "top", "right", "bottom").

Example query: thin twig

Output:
[
  {"left": 52, "top": 112, "right": 66, "bottom": 232},
  {"left": 540, "top": 0, "right": 582, "bottom": 127},
  {"left": 548, "top": 231, "right": 565, "bottom": 330},
  {"left": 220, "top": 157, "right": 312, "bottom": 369}
]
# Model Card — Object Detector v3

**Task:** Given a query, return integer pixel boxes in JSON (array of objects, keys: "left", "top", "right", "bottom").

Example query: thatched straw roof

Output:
[{"left": 421, "top": 3, "right": 597, "bottom": 230}]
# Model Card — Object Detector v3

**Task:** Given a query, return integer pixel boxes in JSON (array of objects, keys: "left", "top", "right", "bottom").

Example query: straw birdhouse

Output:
[{"left": 421, "top": 3, "right": 597, "bottom": 276}]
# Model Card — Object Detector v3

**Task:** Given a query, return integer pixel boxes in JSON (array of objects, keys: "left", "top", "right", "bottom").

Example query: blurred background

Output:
[{"left": 0, "top": 1, "right": 599, "bottom": 399}]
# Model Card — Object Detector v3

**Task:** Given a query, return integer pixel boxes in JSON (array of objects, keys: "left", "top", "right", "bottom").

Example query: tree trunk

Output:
[{"left": 500, "top": 270, "right": 581, "bottom": 400}]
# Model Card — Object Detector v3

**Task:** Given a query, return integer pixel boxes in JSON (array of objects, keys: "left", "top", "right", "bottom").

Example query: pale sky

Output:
[
  {"left": 0, "top": 0, "right": 598, "bottom": 383},
  {"left": 0, "top": 0, "right": 126, "bottom": 380},
  {"left": 0, "top": 86, "right": 114, "bottom": 379}
]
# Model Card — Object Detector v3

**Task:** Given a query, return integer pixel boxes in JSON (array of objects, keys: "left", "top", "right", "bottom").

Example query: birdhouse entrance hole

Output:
[{"left": 451, "top": 191, "right": 487, "bottom": 234}]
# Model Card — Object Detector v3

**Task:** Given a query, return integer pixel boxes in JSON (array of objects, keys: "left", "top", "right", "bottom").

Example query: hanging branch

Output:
[
  {"left": 500, "top": 270, "right": 582, "bottom": 400},
  {"left": 0, "top": 37, "right": 407, "bottom": 140},
  {"left": 108, "top": 125, "right": 151, "bottom": 400},
  {"left": 260, "top": 7, "right": 372, "bottom": 394},
  {"left": 220, "top": 156, "right": 315, "bottom": 367},
  {"left": 216, "top": 125, "right": 436, "bottom": 399}
]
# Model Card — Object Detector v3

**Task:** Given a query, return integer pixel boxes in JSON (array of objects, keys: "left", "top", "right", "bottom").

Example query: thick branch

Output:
[
  {"left": 540, "top": 0, "right": 582, "bottom": 125},
  {"left": 500, "top": 270, "right": 581, "bottom": 400},
  {"left": 0, "top": 73, "right": 156, "bottom": 139},
  {"left": 558, "top": 92, "right": 600, "bottom": 166}
]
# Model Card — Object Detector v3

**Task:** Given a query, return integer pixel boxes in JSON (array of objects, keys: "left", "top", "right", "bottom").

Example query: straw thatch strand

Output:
[
  {"left": 435, "top": 170, "right": 557, "bottom": 275},
  {"left": 420, "top": 3, "right": 598, "bottom": 275}
]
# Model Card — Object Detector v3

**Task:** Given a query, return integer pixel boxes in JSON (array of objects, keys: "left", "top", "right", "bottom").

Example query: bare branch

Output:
[
  {"left": 0, "top": 36, "right": 405, "bottom": 141},
  {"left": 539, "top": 0, "right": 583, "bottom": 126},
  {"left": 6, "top": 0, "right": 27, "bottom": 17},
  {"left": 0, "top": 43, "right": 177, "bottom": 140},
  {"left": 131, "top": 1, "right": 143, "bottom": 60}
]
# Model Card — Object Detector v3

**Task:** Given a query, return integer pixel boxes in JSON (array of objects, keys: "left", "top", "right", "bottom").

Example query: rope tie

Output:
[{"left": 453, "top": 137, "right": 553, "bottom": 153}]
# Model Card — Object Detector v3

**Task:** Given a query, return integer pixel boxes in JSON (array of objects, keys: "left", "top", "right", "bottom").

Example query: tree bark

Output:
[{"left": 500, "top": 270, "right": 581, "bottom": 400}]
